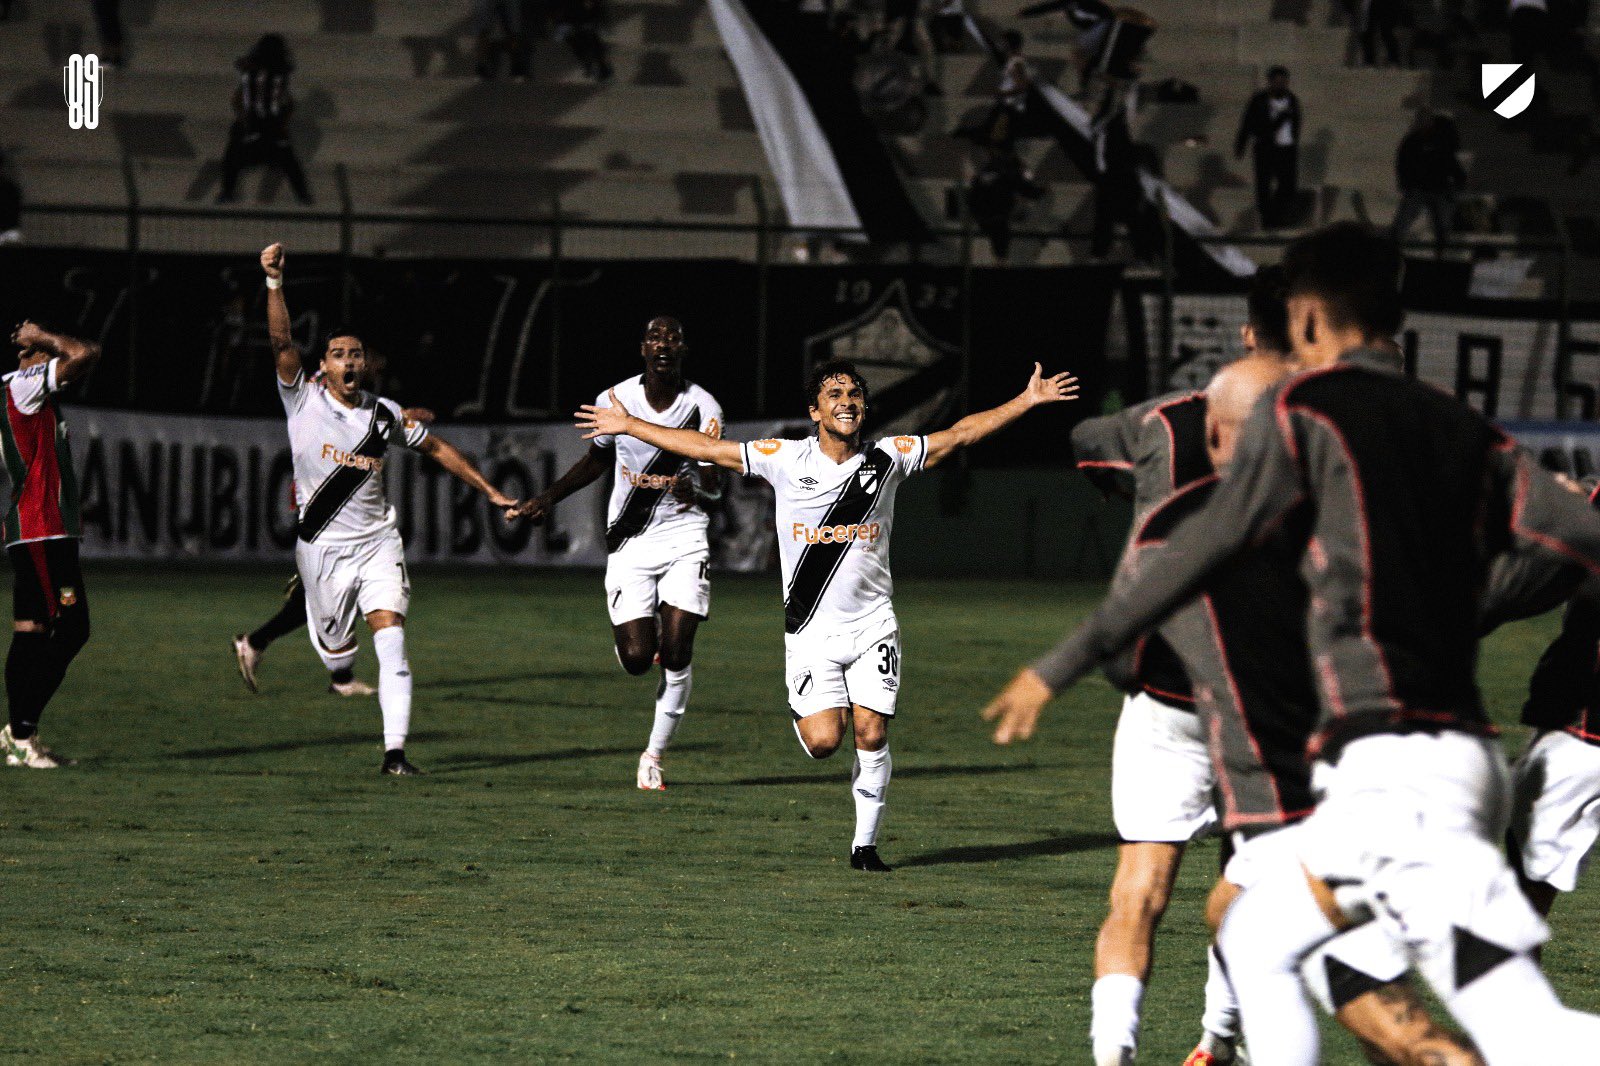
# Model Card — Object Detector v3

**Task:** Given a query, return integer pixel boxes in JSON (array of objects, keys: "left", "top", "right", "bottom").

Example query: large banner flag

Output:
[{"left": 710, "top": 0, "right": 927, "bottom": 242}]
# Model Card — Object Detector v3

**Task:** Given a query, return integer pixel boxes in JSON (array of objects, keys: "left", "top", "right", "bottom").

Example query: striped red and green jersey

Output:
[{"left": 1, "top": 358, "right": 81, "bottom": 547}]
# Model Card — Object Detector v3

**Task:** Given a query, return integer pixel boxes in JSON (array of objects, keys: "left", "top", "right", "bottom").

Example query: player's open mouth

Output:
[{"left": 341, "top": 371, "right": 358, "bottom": 387}]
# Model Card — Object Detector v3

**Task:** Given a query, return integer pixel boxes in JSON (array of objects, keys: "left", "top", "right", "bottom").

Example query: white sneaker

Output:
[
  {"left": 1, "top": 725, "right": 65, "bottom": 768},
  {"left": 233, "top": 634, "right": 262, "bottom": 693},
  {"left": 329, "top": 678, "right": 377, "bottom": 697},
  {"left": 637, "top": 751, "right": 665, "bottom": 791}
]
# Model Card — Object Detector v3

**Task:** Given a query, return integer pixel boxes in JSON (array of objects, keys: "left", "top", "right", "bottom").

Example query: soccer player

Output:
[
  {"left": 577, "top": 358, "right": 1079, "bottom": 868},
  {"left": 985, "top": 222, "right": 1600, "bottom": 1062},
  {"left": 1509, "top": 480, "right": 1600, "bottom": 918},
  {"left": 0, "top": 321, "right": 99, "bottom": 768},
  {"left": 522, "top": 317, "right": 723, "bottom": 791},
  {"left": 232, "top": 394, "right": 436, "bottom": 698},
  {"left": 1066, "top": 267, "right": 1290, "bottom": 1066},
  {"left": 261, "top": 242, "right": 522, "bottom": 774}
]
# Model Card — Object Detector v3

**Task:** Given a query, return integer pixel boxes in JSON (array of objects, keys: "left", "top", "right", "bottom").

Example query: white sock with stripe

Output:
[
  {"left": 647, "top": 665, "right": 692, "bottom": 757},
  {"left": 373, "top": 626, "right": 412, "bottom": 751},
  {"left": 851, "top": 745, "right": 891, "bottom": 848}
]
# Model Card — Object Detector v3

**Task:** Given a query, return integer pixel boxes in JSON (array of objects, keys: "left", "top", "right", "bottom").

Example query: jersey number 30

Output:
[{"left": 877, "top": 643, "right": 899, "bottom": 677}]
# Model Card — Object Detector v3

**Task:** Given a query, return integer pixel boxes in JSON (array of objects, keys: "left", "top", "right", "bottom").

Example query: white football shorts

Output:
[
  {"left": 295, "top": 529, "right": 411, "bottom": 653},
  {"left": 784, "top": 617, "right": 901, "bottom": 719},
  {"left": 1512, "top": 729, "right": 1600, "bottom": 894},
  {"left": 1111, "top": 691, "right": 1218, "bottom": 843},
  {"left": 604, "top": 532, "right": 711, "bottom": 625}
]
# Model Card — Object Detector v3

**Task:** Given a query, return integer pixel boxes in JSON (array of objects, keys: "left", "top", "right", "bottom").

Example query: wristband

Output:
[{"left": 266, "top": 276, "right": 283, "bottom": 290}]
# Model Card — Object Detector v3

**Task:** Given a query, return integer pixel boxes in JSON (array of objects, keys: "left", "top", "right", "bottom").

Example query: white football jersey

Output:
[
  {"left": 741, "top": 434, "right": 927, "bottom": 635},
  {"left": 279, "top": 371, "right": 429, "bottom": 545},
  {"left": 590, "top": 376, "right": 723, "bottom": 553}
]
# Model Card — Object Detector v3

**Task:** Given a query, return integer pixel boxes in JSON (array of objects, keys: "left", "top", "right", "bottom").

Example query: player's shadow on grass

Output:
[
  {"left": 175, "top": 730, "right": 458, "bottom": 760},
  {"left": 896, "top": 832, "right": 1119, "bottom": 868},
  {"left": 726, "top": 763, "right": 1042, "bottom": 787},
  {"left": 425, "top": 742, "right": 718, "bottom": 774}
]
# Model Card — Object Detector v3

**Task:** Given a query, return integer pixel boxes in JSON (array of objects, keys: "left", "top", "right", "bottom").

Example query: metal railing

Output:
[{"left": 16, "top": 168, "right": 1592, "bottom": 417}]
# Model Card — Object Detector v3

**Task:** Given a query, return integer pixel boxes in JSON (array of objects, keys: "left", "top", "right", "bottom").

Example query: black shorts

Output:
[{"left": 10, "top": 539, "right": 87, "bottom": 626}]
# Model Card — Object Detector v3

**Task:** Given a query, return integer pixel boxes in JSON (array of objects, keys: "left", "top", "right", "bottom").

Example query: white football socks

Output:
[
  {"left": 1199, "top": 943, "right": 1242, "bottom": 1051},
  {"left": 373, "top": 626, "right": 412, "bottom": 752},
  {"left": 646, "top": 665, "right": 692, "bottom": 758},
  {"left": 1216, "top": 863, "right": 1335, "bottom": 1066},
  {"left": 1090, "top": 973, "right": 1143, "bottom": 1066},
  {"left": 851, "top": 745, "right": 891, "bottom": 849}
]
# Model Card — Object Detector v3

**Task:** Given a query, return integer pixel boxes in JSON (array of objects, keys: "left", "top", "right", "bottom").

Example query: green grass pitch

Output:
[{"left": 5, "top": 565, "right": 1599, "bottom": 1062}]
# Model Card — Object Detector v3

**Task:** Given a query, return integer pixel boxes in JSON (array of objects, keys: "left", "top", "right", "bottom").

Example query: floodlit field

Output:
[{"left": 6, "top": 566, "right": 1598, "bottom": 1062}]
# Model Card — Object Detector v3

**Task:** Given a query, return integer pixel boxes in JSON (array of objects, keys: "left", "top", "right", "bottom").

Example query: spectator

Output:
[
  {"left": 1089, "top": 80, "right": 1141, "bottom": 258},
  {"left": 0, "top": 150, "right": 21, "bottom": 245},
  {"left": 1390, "top": 110, "right": 1465, "bottom": 252},
  {"left": 985, "top": 30, "right": 1033, "bottom": 144},
  {"left": 1508, "top": 0, "right": 1550, "bottom": 64},
  {"left": 966, "top": 145, "right": 1044, "bottom": 260},
  {"left": 217, "top": 34, "right": 313, "bottom": 205},
  {"left": 930, "top": 0, "right": 966, "bottom": 53},
  {"left": 1345, "top": 0, "right": 1404, "bottom": 66},
  {"left": 1234, "top": 65, "right": 1300, "bottom": 229},
  {"left": 472, "top": 0, "right": 533, "bottom": 79},
  {"left": 882, "top": 0, "right": 941, "bottom": 95},
  {"left": 552, "top": 0, "right": 612, "bottom": 81},
  {"left": 91, "top": 0, "right": 125, "bottom": 67}
]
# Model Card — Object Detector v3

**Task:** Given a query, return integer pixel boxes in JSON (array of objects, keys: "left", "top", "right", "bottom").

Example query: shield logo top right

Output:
[{"left": 1482, "top": 63, "right": 1536, "bottom": 119}]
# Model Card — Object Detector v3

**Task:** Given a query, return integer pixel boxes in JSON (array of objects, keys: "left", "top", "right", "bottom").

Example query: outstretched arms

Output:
[
  {"left": 922, "top": 363, "right": 1079, "bottom": 469},
  {"left": 576, "top": 390, "right": 745, "bottom": 471},
  {"left": 521, "top": 445, "right": 612, "bottom": 525},
  {"left": 260, "top": 242, "right": 302, "bottom": 386},
  {"left": 10, "top": 321, "right": 100, "bottom": 387},
  {"left": 416, "top": 434, "right": 522, "bottom": 519}
]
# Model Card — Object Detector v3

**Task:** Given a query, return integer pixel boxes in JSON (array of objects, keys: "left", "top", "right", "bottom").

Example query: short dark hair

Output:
[
  {"left": 322, "top": 326, "right": 366, "bottom": 352},
  {"left": 1245, "top": 264, "right": 1291, "bottom": 356},
  {"left": 1283, "top": 222, "right": 1404, "bottom": 338},
  {"left": 1267, "top": 65, "right": 1289, "bottom": 80},
  {"left": 807, "top": 359, "right": 870, "bottom": 407}
]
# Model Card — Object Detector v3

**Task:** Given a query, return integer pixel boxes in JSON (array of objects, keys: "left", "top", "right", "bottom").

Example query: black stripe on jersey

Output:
[
  {"left": 1156, "top": 394, "right": 1212, "bottom": 490},
  {"left": 604, "top": 405, "right": 701, "bottom": 553},
  {"left": 783, "top": 446, "right": 893, "bottom": 635},
  {"left": 297, "top": 403, "right": 395, "bottom": 543}
]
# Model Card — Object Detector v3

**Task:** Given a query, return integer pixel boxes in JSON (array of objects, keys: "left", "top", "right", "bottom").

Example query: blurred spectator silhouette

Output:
[
  {"left": 1235, "top": 65, "right": 1300, "bottom": 228},
  {"left": 1391, "top": 110, "right": 1464, "bottom": 252},
  {"left": 966, "top": 145, "right": 1044, "bottom": 260},
  {"left": 91, "top": 0, "right": 125, "bottom": 67},
  {"left": 473, "top": 0, "right": 534, "bottom": 79},
  {"left": 218, "top": 34, "right": 313, "bottom": 205},
  {"left": 553, "top": 0, "right": 613, "bottom": 81}
]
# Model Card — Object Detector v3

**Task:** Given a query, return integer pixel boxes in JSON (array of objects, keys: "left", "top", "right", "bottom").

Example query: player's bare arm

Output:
[
  {"left": 415, "top": 434, "right": 522, "bottom": 520},
  {"left": 11, "top": 321, "right": 101, "bottom": 384},
  {"left": 522, "top": 446, "right": 612, "bottom": 526},
  {"left": 576, "top": 389, "right": 744, "bottom": 471},
  {"left": 922, "top": 363, "right": 1079, "bottom": 469},
  {"left": 980, "top": 667, "right": 1054, "bottom": 745},
  {"left": 260, "top": 242, "right": 302, "bottom": 386}
]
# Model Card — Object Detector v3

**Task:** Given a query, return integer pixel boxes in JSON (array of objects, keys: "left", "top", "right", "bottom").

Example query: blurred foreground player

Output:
[
  {"left": 262, "top": 243, "right": 522, "bottom": 774},
  {"left": 578, "top": 359, "right": 1078, "bottom": 868},
  {"left": 1065, "top": 267, "right": 1290, "bottom": 1066},
  {"left": 524, "top": 317, "right": 723, "bottom": 791},
  {"left": 988, "top": 222, "right": 1600, "bottom": 1062},
  {"left": 0, "top": 321, "right": 98, "bottom": 768}
]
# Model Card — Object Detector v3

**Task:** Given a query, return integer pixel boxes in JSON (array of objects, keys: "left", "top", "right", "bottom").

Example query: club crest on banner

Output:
[{"left": 1482, "top": 63, "right": 1534, "bottom": 119}]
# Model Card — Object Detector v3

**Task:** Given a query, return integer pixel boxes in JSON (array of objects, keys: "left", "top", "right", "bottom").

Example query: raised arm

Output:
[
  {"left": 260, "top": 242, "right": 302, "bottom": 386},
  {"left": 522, "top": 444, "right": 612, "bottom": 525},
  {"left": 1504, "top": 446, "right": 1600, "bottom": 577},
  {"left": 416, "top": 433, "right": 521, "bottom": 519},
  {"left": 922, "top": 363, "right": 1079, "bottom": 469},
  {"left": 11, "top": 321, "right": 100, "bottom": 386},
  {"left": 576, "top": 389, "right": 744, "bottom": 471},
  {"left": 982, "top": 397, "right": 1304, "bottom": 743}
]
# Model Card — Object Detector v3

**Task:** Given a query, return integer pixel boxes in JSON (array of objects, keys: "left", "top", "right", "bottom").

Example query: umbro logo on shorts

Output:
[{"left": 799, "top": 477, "right": 818, "bottom": 486}]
